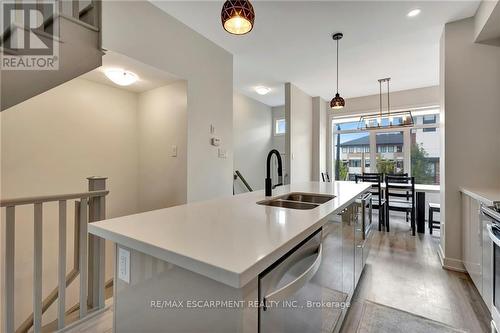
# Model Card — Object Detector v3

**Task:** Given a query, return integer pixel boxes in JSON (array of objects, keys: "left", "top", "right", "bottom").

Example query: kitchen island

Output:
[{"left": 89, "top": 181, "right": 372, "bottom": 333}]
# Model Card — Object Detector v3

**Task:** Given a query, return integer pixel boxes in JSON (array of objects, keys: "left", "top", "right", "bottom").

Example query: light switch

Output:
[
  {"left": 218, "top": 148, "right": 227, "bottom": 159},
  {"left": 118, "top": 247, "right": 130, "bottom": 284},
  {"left": 171, "top": 145, "right": 178, "bottom": 157}
]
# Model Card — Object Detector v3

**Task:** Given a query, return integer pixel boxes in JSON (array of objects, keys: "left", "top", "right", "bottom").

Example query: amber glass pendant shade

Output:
[
  {"left": 221, "top": 0, "right": 255, "bottom": 35},
  {"left": 330, "top": 93, "right": 345, "bottom": 109}
]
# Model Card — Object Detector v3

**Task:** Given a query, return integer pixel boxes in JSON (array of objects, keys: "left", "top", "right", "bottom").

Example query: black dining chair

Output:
[
  {"left": 385, "top": 175, "right": 415, "bottom": 235},
  {"left": 355, "top": 173, "right": 385, "bottom": 231},
  {"left": 386, "top": 173, "right": 410, "bottom": 223}
]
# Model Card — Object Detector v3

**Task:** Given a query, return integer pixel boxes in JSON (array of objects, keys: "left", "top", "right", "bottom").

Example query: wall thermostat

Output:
[{"left": 211, "top": 137, "right": 221, "bottom": 146}]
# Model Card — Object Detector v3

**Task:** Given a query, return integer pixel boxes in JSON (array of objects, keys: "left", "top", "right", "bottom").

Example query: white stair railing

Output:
[{"left": 1, "top": 177, "right": 109, "bottom": 333}]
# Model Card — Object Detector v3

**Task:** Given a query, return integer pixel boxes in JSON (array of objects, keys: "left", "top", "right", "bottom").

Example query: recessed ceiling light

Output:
[
  {"left": 104, "top": 69, "right": 138, "bottom": 86},
  {"left": 255, "top": 86, "right": 271, "bottom": 95},
  {"left": 407, "top": 9, "right": 421, "bottom": 18}
]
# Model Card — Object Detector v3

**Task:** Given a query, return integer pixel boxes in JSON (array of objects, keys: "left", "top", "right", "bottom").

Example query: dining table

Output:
[{"left": 369, "top": 182, "right": 440, "bottom": 234}]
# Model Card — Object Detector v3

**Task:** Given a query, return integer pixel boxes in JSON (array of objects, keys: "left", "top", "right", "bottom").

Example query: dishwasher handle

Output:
[{"left": 263, "top": 244, "right": 322, "bottom": 308}]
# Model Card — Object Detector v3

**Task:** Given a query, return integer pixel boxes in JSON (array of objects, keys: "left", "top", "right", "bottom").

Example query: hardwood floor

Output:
[
  {"left": 67, "top": 214, "right": 490, "bottom": 333},
  {"left": 341, "top": 214, "right": 491, "bottom": 333}
]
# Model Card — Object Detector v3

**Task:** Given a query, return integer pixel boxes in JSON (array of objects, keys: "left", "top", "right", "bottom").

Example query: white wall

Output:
[
  {"left": 0, "top": 76, "right": 190, "bottom": 328},
  {"left": 138, "top": 81, "right": 188, "bottom": 212},
  {"left": 328, "top": 86, "right": 440, "bottom": 118},
  {"left": 1, "top": 78, "right": 140, "bottom": 327},
  {"left": 312, "top": 97, "right": 327, "bottom": 181},
  {"left": 440, "top": 17, "right": 500, "bottom": 268},
  {"left": 474, "top": 0, "right": 500, "bottom": 45},
  {"left": 233, "top": 93, "right": 272, "bottom": 193},
  {"left": 103, "top": 1, "right": 233, "bottom": 202},
  {"left": 285, "top": 83, "right": 313, "bottom": 183}
]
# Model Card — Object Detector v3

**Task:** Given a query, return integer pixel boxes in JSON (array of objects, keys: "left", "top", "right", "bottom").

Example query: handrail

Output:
[
  {"left": 234, "top": 170, "right": 253, "bottom": 192},
  {"left": 2, "top": 177, "right": 109, "bottom": 333},
  {"left": 0, "top": 190, "right": 109, "bottom": 207}
]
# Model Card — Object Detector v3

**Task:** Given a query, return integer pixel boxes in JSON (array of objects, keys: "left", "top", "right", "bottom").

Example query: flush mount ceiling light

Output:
[
  {"left": 407, "top": 8, "right": 421, "bottom": 17},
  {"left": 330, "top": 33, "right": 345, "bottom": 110},
  {"left": 104, "top": 69, "right": 138, "bottom": 86},
  {"left": 255, "top": 86, "right": 271, "bottom": 95},
  {"left": 221, "top": 0, "right": 255, "bottom": 35},
  {"left": 359, "top": 78, "right": 414, "bottom": 130}
]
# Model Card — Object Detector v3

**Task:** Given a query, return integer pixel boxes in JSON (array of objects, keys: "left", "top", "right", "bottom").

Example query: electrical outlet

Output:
[{"left": 118, "top": 247, "right": 130, "bottom": 284}]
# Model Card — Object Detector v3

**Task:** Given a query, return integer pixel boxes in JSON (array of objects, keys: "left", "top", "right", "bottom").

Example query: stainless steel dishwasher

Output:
[{"left": 259, "top": 229, "right": 323, "bottom": 333}]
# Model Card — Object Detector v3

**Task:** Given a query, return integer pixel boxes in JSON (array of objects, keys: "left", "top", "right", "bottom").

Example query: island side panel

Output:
[{"left": 113, "top": 245, "right": 258, "bottom": 333}]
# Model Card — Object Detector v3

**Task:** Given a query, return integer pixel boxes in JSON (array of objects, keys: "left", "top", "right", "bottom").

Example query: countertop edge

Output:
[
  {"left": 89, "top": 183, "right": 371, "bottom": 288},
  {"left": 88, "top": 224, "right": 243, "bottom": 288},
  {"left": 460, "top": 187, "right": 500, "bottom": 206}
]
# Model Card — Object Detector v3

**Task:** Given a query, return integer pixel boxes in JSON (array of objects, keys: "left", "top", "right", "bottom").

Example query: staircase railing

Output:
[
  {"left": 1, "top": 177, "right": 109, "bottom": 333},
  {"left": 234, "top": 170, "right": 253, "bottom": 192}
]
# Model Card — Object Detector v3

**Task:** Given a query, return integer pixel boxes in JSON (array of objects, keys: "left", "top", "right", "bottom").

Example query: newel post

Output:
[{"left": 87, "top": 176, "right": 107, "bottom": 310}]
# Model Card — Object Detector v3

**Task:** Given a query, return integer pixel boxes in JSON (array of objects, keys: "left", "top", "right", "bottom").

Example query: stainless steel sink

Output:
[
  {"left": 259, "top": 200, "right": 319, "bottom": 210},
  {"left": 257, "top": 192, "right": 336, "bottom": 210},
  {"left": 279, "top": 193, "right": 335, "bottom": 204}
]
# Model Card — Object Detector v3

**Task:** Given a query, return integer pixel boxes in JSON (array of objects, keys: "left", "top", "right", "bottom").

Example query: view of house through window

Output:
[
  {"left": 332, "top": 110, "right": 440, "bottom": 184},
  {"left": 376, "top": 131, "right": 405, "bottom": 175}
]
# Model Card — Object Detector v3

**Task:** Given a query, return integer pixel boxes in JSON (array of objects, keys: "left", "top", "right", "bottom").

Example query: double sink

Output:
[{"left": 257, "top": 192, "right": 335, "bottom": 210}]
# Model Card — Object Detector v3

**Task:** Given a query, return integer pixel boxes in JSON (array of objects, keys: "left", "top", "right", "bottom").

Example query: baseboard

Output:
[{"left": 438, "top": 244, "right": 466, "bottom": 272}]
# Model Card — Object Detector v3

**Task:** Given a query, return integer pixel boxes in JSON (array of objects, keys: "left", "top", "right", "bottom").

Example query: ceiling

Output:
[
  {"left": 82, "top": 51, "right": 180, "bottom": 93},
  {"left": 153, "top": 1, "right": 480, "bottom": 106}
]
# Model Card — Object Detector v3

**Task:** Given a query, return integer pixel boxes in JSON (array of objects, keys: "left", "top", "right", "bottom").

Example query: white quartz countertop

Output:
[
  {"left": 460, "top": 187, "right": 500, "bottom": 206},
  {"left": 89, "top": 181, "right": 370, "bottom": 288}
]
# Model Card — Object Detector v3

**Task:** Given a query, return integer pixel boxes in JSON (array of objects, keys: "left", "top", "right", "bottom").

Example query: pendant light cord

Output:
[
  {"left": 336, "top": 39, "right": 339, "bottom": 93},
  {"left": 387, "top": 79, "right": 390, "bottom": 119},
  {"left": 379, "top": 80, "right": 382, "bottom": 119}
]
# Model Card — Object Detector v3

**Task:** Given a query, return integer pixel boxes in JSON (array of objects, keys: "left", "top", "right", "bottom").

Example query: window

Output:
[
  {"left": 423, "top": 115, "right": 437, "bottom": 132},
  {"left": 349, "top": 160, "right": 361, "bottom": 167},
  {"left": 333, "top": 130, "right": 369, "bottom": 180},
  {"left": 411, "top": 127, "right": 440, "bottom": 184},
  {"left": 275, "top": 118, "right": 286, "bottom": 135},
  {"left": 376, "top": 131, "right": 404, "bottom": 174},
  {"left": 332, "top": 110, "right": 440, "bottom": 184}
]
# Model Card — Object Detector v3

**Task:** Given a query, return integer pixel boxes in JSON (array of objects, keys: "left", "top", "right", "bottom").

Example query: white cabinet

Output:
[
  {"left": 461, "top": 191, "right": 493, "bottom": 311},
  {"left": 462, "top": 195, "right": 472, "bottom": 273},
  {"left": 482, "top": 217, "right": 493, "bottom": 311},
  {"left": 470, "top": 197, "right": 482, "bottom": 292},
  {"left": 461, "top": 193, "right": 482, "bottom": 295}
]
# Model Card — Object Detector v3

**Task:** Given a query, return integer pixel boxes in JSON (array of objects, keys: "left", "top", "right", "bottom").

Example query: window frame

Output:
[
  {"left": 274, "top": 118, "right": 286, "bottom": 136},
  {"left": 330, "top": 108, "right": 440, "bottom": 184}
]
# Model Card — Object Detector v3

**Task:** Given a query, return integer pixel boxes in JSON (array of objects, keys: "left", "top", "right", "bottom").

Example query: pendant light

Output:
[
  {"left": 221, "top": 0, "right": 255, "bottom": 35},
  {"left": 358, "top": 78, "right": 414, "bottom": 129},
  {"left": 330, "top": 32, "right": 345, "bottom": 110}
]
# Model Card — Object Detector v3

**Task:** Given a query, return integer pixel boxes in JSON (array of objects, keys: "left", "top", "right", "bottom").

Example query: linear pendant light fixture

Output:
[
  {"left": 330, "top": 33, "right": 345, "bottom": 110},
  {"left": 221, "top": 0, "right": 255, "bottom": 35},
  {"left": 359, "top": 78, "right": 414, "bottom": 129}
]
